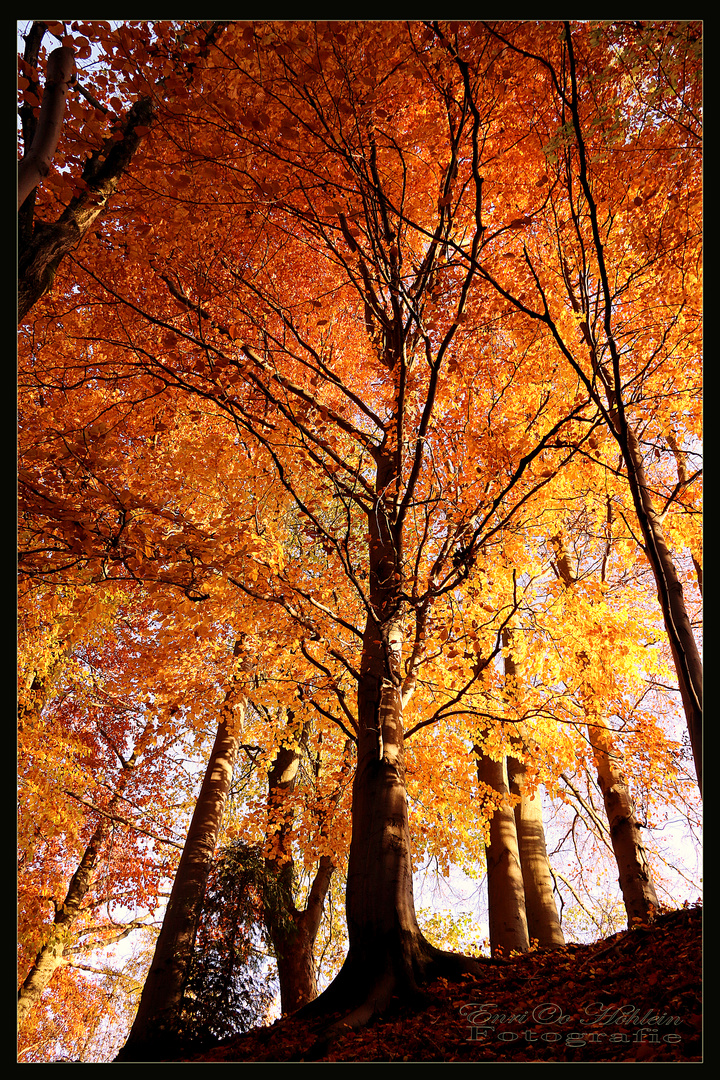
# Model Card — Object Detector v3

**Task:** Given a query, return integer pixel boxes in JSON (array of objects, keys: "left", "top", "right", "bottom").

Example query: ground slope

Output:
[{"left": 186, "top": 904, "right": 701, "bottom": 1063}]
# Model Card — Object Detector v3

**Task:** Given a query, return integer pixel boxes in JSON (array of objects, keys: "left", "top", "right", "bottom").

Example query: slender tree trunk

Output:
[
  {"left": 506, "top": 752, "right": 565, "bottom": 949},
  {"left": 18, "top": 22, "right": 228, "bottom": 323},
  {"left": 116, "top": 653, "right": 246, "bottom": 1062},
  {"left": 665, "top": 430, "right": 702, "bottom": 593},
  {"left": 619, "top": 426, "right": 702, "bottom": 793},
  {"left": 19, "top": 819, "right": 110, "bottom": 1028},
  {"left": 552, "top": 534, "right": 660, "bottom": 925},
  {"left": 501, "top": 632, "right": 564, "bottom": 949},
  {"left": 588, "top": 721, "right": 660, "bottom": 925},
  {"left": 18, "top": 729, "right": 150, "bottom": 1029},
  {"left": 17, "top": 44, "right": 75, "bottom": 211},
  {"left": 268, "top": 854, "right": 335, "bottom": 1015},
  {"left": 475, "top": 746, "right": 530, "bottom": 957}
]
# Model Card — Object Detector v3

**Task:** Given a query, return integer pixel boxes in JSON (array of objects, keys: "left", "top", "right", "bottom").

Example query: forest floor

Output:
[{"left": 186, "top": 904, "right": 702, "bottom": 1063}]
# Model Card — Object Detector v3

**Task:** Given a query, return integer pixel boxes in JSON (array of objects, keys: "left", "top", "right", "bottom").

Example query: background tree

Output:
[
  {"left": 439, "top": 19, "right": 702, "bottom": 789},
  {"left": 116, "top": 640, "right": 250, "bottom": 1061}
]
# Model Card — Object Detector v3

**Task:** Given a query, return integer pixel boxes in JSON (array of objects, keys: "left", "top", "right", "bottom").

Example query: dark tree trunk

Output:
[
  {"left": 18, "top": 97, "right": 155, "bottom": 323},
  {"left": 301, "top": 453, "right": 493, "bottom": 1034},
  {"left": 116, "top": 663, "right": 245, "bottom": 1062},
  {"left": 263, "top": 725, "right": 340, "bottom": 1015},
  {"left": 268, "top": 855, "right": 335, "bottom": 1015},
  {"left": 619, "top": 425, "right": 702, "bottom": 793}
]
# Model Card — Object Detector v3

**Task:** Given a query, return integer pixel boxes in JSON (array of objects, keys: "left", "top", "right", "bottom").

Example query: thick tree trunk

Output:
[
  {"left": 116, "top": 667, "right": 245, "bottom": 1062},
  {"left": 553, "top": 534, "right": 660, "bottom": 925},
  {"left": 506, "top": 753, "right": 565, "bottom": 949},
  {"left": 475, "top": 747, "right": 530, "bottom": 957},
  {"left": 302, "top": 449, "right": 490, "bottom": 1033}
]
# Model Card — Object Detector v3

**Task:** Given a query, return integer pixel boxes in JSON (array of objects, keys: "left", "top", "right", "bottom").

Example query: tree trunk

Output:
[
  {"left": 268, "top": 855, "right": 335, "bottom": 1015},
  {"left": 17, "top": 44, "right": 76, "bottom": 211},
  {"left": 475, "top": 747, "right": 530, "bottom": 957},
  {"left": 559, "top": 25, "right": 702, "bottom": 794},
  {"left": 116, "top": 660, "right": 245, "bottom": 1062},
  {"left": 619, "top": 424, "right": 702, "bottom": 794},
  {"left": 18, "top": 729, "right": 150, "bottom": 1029},
  {"left": 590, "top": 723, "right": 660, "bottom": 925},
  {"left": 501, "top": 633, "right": 564, "bottom": 949},
  {"left": 263, "top": 723, "right": 340, "bottom": 1015},
  {"left": 18, "top": 97, "right": 155, "bottom": 323},
  {"left": 553, "top": 534, "right": 660, "bottom": 925},
  {"left": 302, "top": 448, "right": 490, "bottom": 1033},
  {"left": 19, "top": 818, "right": 108, "bottom": 1029},
  {"left": 506, "top": 752, "right": 565, "bottom": 949}
]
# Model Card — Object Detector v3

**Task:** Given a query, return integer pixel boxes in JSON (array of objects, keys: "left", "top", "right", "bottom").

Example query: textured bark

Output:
[
  {"left": 18, "top": 44, "right": 76, "bottom": 211},
  {"left": 475, "top": 748, "right": 530, "bottom": 957},
  {"left": 18, "top": 730, "right": 150, "bottom": 1029},
  {"left": 553, "top": 534, "right": 660, "bottom": 925},
  {"left": 506, "top": 753, "right": 565, "bottom": 949},
  {"left": 116, "top": 663, "right": 245, "bottom": 1062},
  {"left": 263, "top": 723, "right": 346, "bottom": 1015},
  {"left": 18, "top": 96, "right": 155, "bottom": 323},
  {"left": 302, "top": 445, "right": 491, "bottom": 1034}
]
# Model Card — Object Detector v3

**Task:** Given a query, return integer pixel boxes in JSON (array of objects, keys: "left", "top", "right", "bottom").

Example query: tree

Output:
[
  {"left": 18, "top": 21, "right": 229, "bottom": 322},
  {"left": 17, "top": 584, "right": 243, "bottom": 1053},
  {"left": 439, "top": 20, "right": 702, "bottom": 791},
  {"left": 475, "top": 743, "right": 530, "bottom": 957},
  {"left": 116, "top": 641, "right": 250, "bottom": 1061},
  {"left": 263, "top": 714, "right": 353, "bottom": 1016},
  {"left": 507, "top": 749, "right": 566, "bottom": 949},
  {"left": 18, "top": 19, "right": 701, "bottom": 1053},
  {"left": 18, "top": 720, "right": 154, "bottom": 1030},
  {"left": 551, "top": 531, "right": 660, "bottom": 924}
]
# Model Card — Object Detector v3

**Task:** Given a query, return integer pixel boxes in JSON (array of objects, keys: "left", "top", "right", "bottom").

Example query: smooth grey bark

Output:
[
  {"left": 475, "top": 745, "right": 530, "bottom": 958},
  {"left": 506, "top": 752, "right": 565, "bottom": 949}
]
